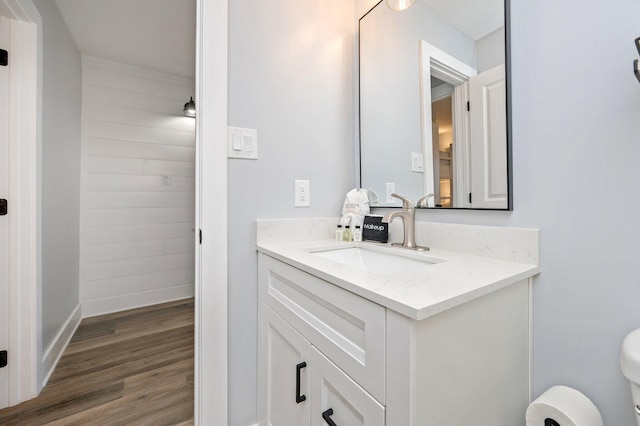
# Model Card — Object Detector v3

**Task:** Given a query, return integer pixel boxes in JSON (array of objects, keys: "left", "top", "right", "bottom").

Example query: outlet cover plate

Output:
[
  {"left": 385, "top": 183, "right": 396, "bottom": 204},
  {"left": 295, "top": 180, "right": 310, "bottom": 207},
  {"left": 162, "top": 173, "right": 171, "bottom": 185}
]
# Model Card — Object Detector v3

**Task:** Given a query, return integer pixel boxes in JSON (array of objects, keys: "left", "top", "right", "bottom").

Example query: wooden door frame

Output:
[
  {"left": 1, "top": 0, "right": 42, "bottom": 406},
  {"left": 194, "top": 0, "right": 228, "bottom": 424}
]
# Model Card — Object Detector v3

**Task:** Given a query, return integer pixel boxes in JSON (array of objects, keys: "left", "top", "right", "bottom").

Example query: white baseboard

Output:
[
  {"left": 82, "top": 284, "right": 194, "bottom": 318},
  {"left": 42, "top": 303, "right": 82, "bottom": 387}
]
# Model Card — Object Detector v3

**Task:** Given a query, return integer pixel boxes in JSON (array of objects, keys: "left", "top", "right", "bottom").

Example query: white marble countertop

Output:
[{"left": 257, "top": 238, "right": 540, "bottom": 321}]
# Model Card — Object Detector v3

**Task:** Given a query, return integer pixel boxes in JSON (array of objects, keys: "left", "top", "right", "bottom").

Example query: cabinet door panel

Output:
[
  {"left": 261, "top": 305, "right": 311, "bottom": 426},
  {"left": 260, "top": 254, "right": 386, "bottom": 403},
  {"left": 311, "top": 347, "right": 384, "bottom": 426}
]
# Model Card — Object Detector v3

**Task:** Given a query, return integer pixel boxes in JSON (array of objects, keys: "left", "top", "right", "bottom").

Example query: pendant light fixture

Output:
[
  {"left": 386, "top": 0, "right": 416, "bottom": 11},
  {"left": 183, "top": 97, "right": 196, "bottom": 117}
]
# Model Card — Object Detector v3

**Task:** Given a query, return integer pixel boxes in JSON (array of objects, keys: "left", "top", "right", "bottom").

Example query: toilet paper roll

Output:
[{"left": 526, "top": 386, "right": 604, "bottom": 426}]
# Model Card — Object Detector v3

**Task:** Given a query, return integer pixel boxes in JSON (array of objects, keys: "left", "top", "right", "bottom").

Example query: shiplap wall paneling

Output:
[{"left": 80, "top": 56, "right": 196, "bottom": 317}]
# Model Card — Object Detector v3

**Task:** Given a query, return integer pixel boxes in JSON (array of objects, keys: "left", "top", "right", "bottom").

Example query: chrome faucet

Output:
[
  {"left": 382, "top": 193, "right": 429, "bottom": 251},
  {"left": 417, "top": 193, "right": 434, "bottom": 209}
]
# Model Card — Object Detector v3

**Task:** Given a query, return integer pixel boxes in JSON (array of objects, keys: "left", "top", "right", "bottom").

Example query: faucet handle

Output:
[
  {"left": 391, "top": 193, "right": 414, "bottom": 209},
  {"left": 417, "top": 193, "right": 434, "bottom": 208}
]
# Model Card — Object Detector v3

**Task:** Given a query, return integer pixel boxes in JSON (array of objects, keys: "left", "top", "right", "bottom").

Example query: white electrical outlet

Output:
[
  {"left": 386, "top": 183, "right": 396, "bottom": 204},
  {"left": 295, "top": 180, "right": 310, "bottom": 207},
  {"left": 162, "top": 173, "right": 171, "bottom": 185}
]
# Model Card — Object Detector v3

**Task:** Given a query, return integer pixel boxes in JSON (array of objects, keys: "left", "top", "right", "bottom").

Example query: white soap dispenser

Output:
[
  {"left": 343, "top": 225, "right": 352, "bottom": 242},
  {"left": 353, "top": 225, "right": 362, "bottom": 242}
]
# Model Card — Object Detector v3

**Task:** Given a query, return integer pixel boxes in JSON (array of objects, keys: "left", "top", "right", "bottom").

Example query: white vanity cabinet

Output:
[
  {"left": 260, "top": 306, "right": 311, "bottom": 426},
  {"left": 257, "top": 251, "right": 531, "bottom": 426},
  {"left": 258, "top": 253, "right": 386, "bottom": 426},
  {"left": 260, "top": 305, "right": 385, "bottom": 426}
]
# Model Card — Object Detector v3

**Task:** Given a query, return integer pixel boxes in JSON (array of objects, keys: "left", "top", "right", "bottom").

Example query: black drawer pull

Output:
[
  {"left": 322, "top": 408, "right": 337, "bottom": 426},
  {"left": 295, "top": 362, "right": 306, "bottom": 403}
]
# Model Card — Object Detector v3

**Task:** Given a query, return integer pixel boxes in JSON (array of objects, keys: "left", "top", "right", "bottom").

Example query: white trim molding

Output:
[
  {"left": 41, "top": 304, "right": 81, "bottom": 387},
  {"left": 1, "top": 0, "right": 43, "bottom": 407},
  {"left": 419, "top": 40, "right": 476, "bottom": 208},
  {"left": 82, "top": 285, "right": 195, "bottom": 318},
  {"left": 195, "top": 0, "right": 228, "bottom": 424}
]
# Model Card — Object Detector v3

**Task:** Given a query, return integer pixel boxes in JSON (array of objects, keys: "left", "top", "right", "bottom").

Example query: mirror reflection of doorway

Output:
[{"left": 431, "top": 77, "right": 454, "bottom": 208}]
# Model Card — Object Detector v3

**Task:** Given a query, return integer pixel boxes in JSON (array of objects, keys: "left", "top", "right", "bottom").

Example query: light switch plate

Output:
[
  {"left": 295, "top": 180, "right": 310, "bottom": 207},
  {"left": 227, "top": 127, "right": 258, "bottom": 159},
  {"left": 411, "top": 152, "right": 424, "bottom": 172}
]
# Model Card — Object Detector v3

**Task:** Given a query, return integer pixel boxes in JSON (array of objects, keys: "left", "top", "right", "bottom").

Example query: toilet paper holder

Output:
[{"left": 526, "top": 385, "right": 604, "bottom": 426}]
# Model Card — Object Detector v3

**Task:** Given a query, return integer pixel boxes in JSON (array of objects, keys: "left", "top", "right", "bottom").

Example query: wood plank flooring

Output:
[{"left": 0, "top": 299, "right": 194, "bottom": 425}]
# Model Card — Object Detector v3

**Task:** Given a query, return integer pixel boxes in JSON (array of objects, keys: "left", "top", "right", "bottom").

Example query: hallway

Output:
[{"left": 0, "top": 299, "right": 194, "bottom": 425}]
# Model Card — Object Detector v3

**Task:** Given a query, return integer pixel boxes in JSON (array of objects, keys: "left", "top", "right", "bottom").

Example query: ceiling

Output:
[
  {"left": 55, "top": 0, "right": 196, "bottom": 79},
  {"left": 421, "top": 0, "right": 504, "bottom": 41}
]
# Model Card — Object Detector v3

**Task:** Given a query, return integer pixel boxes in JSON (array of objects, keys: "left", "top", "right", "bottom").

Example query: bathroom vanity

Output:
[{"left": 256, "top": 218, "right": 539, "bottom": 426}]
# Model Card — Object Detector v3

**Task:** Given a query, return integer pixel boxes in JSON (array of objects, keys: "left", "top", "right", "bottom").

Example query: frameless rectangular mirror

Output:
[{"left": 359, "top": 0, "right": 512, "bottom": 209}]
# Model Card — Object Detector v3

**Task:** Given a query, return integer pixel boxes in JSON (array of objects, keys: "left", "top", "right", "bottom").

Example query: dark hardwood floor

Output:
[{"left": 0, "top": 299, "right": 194, "bottom": 425}]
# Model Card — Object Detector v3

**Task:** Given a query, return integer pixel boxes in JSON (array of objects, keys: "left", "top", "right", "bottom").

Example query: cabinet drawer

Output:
[
  {"left": 311, "top": 347, "right": 384, "bottom": 426},
  {"left": 259, "top": 253, "right": 386, "bottom": 403}
]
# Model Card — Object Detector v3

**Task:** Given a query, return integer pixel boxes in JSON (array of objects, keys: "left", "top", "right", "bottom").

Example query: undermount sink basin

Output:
[{"left": 310, "top": 246, "right": 439, "bottom": 275}]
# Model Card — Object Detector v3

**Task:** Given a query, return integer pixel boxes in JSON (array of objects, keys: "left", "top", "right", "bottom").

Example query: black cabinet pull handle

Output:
[
  {"left": 322, "top": 408, "right": 337, "bottom": 426},
  {"left": 295, "top": 362, "right": 307, "bottom": 403}
]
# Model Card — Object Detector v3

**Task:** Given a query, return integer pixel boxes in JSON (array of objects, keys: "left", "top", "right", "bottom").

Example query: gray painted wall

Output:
[
  {"left": 476, "top": 27, "right": 505, "bottom": 73},
  {"left": 33, "top": 0, "right": 82, "bottom": 351},
  {"left": 232, "top": 0, "right": 640, "bottom": 423},
  {"left": 404, "top": 0, "right": 640, "bottom": 424},
  {"left": 227, "top": 0, "right": 356, "bottom": 424}
]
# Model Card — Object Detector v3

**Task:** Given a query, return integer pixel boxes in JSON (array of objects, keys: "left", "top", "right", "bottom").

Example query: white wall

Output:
[
  {"left": 80, "top": 56, "right": 196, "bottom": 317},
  {"left": 512, "top": 2, "right": 640, "bottom": 422},
  {"left": 227, "top": 0, "right": 356, "bottom": 424},
  {"left": 32, "top": 0, "right": 82, "bottom": 352},
  {"left": 476, "top": 27, "right": 505, "bottom": 73}
]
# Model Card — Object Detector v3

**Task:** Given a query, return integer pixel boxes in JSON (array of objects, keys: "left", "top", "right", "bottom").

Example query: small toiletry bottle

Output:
[
  {"left": 343, "top": 225, "right": 352, "bottom": 242},
  {"left": 335, "top": 225, "right": 343, "bottom": 241},
  {"left": 353, "top": 225, "right": 362, "bottom": 242}
]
